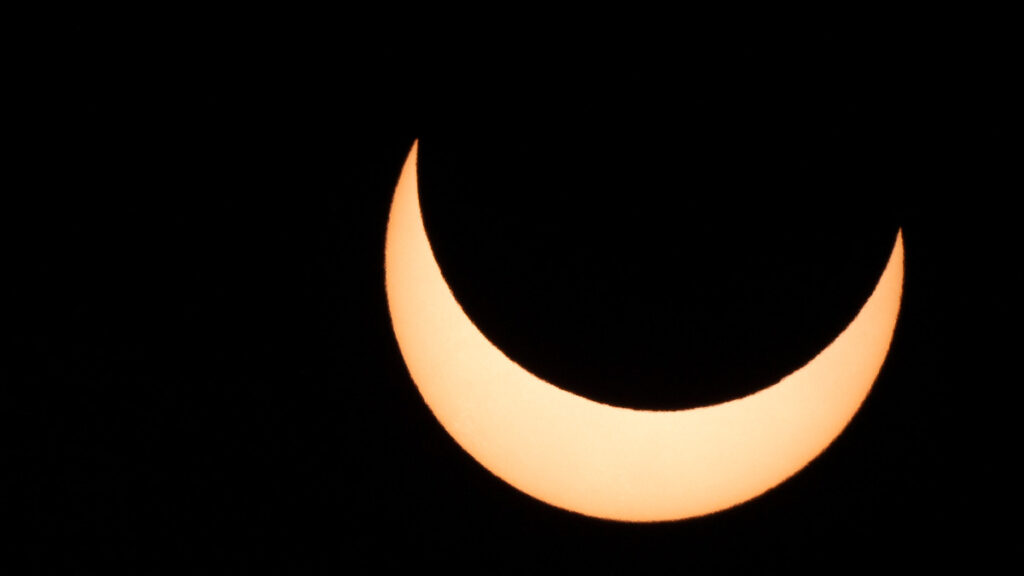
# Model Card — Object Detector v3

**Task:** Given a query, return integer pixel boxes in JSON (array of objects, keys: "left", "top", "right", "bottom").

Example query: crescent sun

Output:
[{"left": 384, "top": 141, "right": 904, "bottom": 522}]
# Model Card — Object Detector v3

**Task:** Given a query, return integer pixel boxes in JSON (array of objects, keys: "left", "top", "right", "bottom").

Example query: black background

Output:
[{"left": 11, "top": 26, "right": 1015, "bottom": 572}]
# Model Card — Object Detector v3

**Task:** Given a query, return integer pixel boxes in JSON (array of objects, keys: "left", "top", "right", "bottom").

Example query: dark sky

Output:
[{"left": 12, "top": 31, "right": 1014, "bottom": 572}]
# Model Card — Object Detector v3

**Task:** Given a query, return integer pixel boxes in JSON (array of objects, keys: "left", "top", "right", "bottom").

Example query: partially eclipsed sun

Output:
[{"left": 384, "top": 141, "right": 904, "bottom": 522}]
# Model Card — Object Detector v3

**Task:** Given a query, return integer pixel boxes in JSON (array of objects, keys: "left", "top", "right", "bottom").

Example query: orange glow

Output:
[{"left": 384, "top": 141, "right": 904, "bottom": 522}]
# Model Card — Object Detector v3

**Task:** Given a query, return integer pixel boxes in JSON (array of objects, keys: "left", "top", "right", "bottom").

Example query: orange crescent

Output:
[{"left": 385, "top": 141, "right": 904, "bottom": 522}]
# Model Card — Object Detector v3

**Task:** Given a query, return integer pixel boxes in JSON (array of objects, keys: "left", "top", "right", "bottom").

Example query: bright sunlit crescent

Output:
[{"left": 384, "top": 141, "right": 903, "bottom": 522}]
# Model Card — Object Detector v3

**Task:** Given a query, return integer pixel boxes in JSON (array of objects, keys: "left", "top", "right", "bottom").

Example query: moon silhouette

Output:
[{"left": 384, "top": 141, "right": 904, "bottom": 522}]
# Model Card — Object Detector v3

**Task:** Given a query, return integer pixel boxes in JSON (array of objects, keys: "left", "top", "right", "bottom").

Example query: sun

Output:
[{"left": 385, "top": 140, "right": 903, "bottom": 522}]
